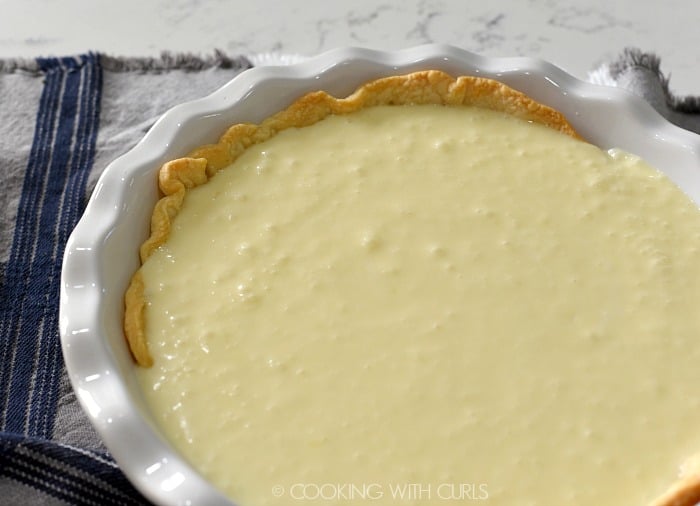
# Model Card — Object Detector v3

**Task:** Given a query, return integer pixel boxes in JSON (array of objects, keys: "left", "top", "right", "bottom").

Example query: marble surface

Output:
[{"left": 1, "top": 0, "right": 699, "bottom": 95}]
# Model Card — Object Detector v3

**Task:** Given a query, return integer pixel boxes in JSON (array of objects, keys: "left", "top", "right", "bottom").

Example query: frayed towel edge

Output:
[
  {"left": 0, "top": 50, "right": 252, "bottom": 75},
  {"left": 596, "top": 47, "right": 700, "bottom": 114}
]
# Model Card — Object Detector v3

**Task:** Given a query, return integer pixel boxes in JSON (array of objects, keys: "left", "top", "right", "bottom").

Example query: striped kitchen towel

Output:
[
  {"left": 0, "top": 52, "right": 251, "bottom": 506},
  {"left": 0, "top": 48, "right": 697, "bottom": 506}
]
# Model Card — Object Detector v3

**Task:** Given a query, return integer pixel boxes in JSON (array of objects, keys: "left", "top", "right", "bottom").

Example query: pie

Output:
[{"left": 124, "top": 71, "right": 700, "bottom": 506}]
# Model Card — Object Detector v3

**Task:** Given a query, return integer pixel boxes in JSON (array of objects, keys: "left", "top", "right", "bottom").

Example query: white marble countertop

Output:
[{"left": 1, "top": 0, "right": 698, "bottom": 95}]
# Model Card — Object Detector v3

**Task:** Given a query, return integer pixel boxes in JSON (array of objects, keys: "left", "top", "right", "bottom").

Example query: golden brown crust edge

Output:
[
  {"left": 651, "top": 455, "right": 700, "bottom": 506},
  {"left": 651, "top": 478, "right": 700, "bottom": 506},
  {"left": 122, "top": 69, "right": 700, "bottom": 506}
]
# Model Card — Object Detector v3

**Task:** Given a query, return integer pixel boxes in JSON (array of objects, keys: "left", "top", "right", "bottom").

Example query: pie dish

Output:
[{"left": 60, "top": 45, "right": 700, "bottom": 506}]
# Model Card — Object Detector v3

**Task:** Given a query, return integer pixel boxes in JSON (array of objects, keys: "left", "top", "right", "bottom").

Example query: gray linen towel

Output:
[
  {"left": 0, "top": 51, "right": 251, "bottom": 506},
  {"left": 589, "top": 47, "right": 700, "bottom": 134}
]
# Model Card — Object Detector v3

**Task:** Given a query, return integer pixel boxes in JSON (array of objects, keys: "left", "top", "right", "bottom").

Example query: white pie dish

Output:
[{"left": 59, "top": 44, "right": 700, "bottom": 506}]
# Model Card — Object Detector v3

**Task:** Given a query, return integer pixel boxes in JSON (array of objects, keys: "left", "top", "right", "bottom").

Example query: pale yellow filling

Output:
[{"left": 137, "top": 105, "right": 700, "bottom": 506}]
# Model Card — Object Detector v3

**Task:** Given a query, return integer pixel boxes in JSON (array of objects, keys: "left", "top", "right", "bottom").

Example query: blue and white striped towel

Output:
[
  {"left": 0, "top": 48, "right": 697, "bottom": 506},
  {"left": 0, "top": 52, "right": 251, "bottom": 506}
]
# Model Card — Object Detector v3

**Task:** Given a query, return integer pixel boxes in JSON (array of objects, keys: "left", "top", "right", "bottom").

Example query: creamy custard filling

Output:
[{"left": 136, "top": 104, "right": 700, "bottom": 506}]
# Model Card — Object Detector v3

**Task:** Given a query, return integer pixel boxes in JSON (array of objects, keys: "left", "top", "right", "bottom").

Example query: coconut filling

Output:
[{"left": 136, "top": 104, "right": 700, "bottom": 506}]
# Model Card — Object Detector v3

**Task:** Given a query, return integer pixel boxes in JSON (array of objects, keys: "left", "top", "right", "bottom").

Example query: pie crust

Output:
[{"left": 122, "top": 70, "right": 700, "bottom": 506}]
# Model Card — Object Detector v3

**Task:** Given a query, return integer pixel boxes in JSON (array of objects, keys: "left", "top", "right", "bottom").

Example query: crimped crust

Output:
[{"left": 122, "top": 70, "right": 700, "bottom": 506}]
